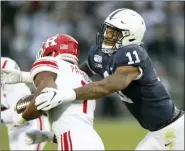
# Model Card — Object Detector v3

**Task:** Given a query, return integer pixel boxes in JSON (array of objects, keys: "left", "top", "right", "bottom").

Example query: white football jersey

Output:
[
  {"left": 1, "top": 57, "right": 31, "bottom": 129},
  {"left": 30, "top": 56, "right": 96, "bottom": 135},
  {"left": 1, "top": 57, "right": 31, "bottom": 110}
]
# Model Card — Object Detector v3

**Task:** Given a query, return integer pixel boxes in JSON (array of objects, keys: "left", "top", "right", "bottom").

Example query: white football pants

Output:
[
  {"left": 135, "top": 114, "right": 184, "bottom": 150},
  {"left": 57, "top": 128, "right": 104, "bottom": 150},
  {"left": 7, "top": 115, "right": 50, "bottom": 150}
]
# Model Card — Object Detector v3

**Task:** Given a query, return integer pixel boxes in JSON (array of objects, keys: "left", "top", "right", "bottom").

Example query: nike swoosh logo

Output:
[
  {"left": 51, "top": 91, "right": 57, "bottom": 101},
  {"left": 165, "top": 142, "right": 172, "bottom": 146}
]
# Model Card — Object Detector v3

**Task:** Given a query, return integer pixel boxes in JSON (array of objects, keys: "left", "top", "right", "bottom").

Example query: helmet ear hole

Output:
[
  {"left": 47, "top": 50, "right": 56, "bottom": 57},
  {"left": 47, "top": 52, "right": 52, "bottom": 56}
]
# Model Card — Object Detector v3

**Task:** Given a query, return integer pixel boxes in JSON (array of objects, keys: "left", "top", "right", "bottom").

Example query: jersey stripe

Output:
[
  {"left": 61, "top": 131, "right": 72, "bottom": 151},
  {"left": 31, "top": 60, "right": 58, "bottom": 71},
  {"left": 61, "top": 135, "right": 63, "bottom": 151},
  {"left": 63, "top": 132, "right": 69, "bottom": 150},
  {"left": 36, "top": 117, "right": 43, "bottom": 151},
  {"left": 2, "top": 60, "right": 8, "bottom": 69},
  {"left": 83, "top": 100, "right": 87, "bottom": 114},
  {"left": 68, "top": 131, "right": 73, "bottom": 150},
  {"left": 109, "top": 9, "right": 124, "bottom": 20},
  {"left": 81, "top": 80, "right": 88, "bottom": 114}
]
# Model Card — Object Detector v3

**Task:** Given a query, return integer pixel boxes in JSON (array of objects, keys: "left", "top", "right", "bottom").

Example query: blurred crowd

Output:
[{"left": 1, "top": 1, "right": 184, "bottom": 117}]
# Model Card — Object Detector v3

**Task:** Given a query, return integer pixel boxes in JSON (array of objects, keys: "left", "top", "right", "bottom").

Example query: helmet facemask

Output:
[
  {"left": 96, "top": 22, "right": 130, "bottom": 54},
  {"left": 36, "top": 45, "right": 57, "bottom": 60},
  {"left": 36, "top": 47, "right": 44, "bottom": 60}
]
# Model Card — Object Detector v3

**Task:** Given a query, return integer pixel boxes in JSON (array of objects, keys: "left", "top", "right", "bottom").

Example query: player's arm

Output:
[
  {"left": 35, "top": 46, "right": 145, "bottom": 111},
  {"left": 35, "top": 65, "right": 140, "bottom": 111},
  {"left": 22, "top": 71, "right": 56, "bottom": 120},
  {"left": 74, "top": 65, "right": 140, "bottom": 100},
  {"left": 1, "top": 58, "right": 32, "bottom": 84},
  {"left": 21, "top": 57, "right": 58, "bottom": 121},
  {"left": 1, "top": 70, "right": 32, "bottom": 84},
  {"left": 74, "top": 46, "right": 145, "bottom": 100}
]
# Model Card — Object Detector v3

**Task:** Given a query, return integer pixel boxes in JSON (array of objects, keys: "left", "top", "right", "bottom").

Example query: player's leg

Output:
[
  {"left": 18, "top": 130, "right": 44, "bottom": 150},
  {"left": 40, "top": 115, "right": 51, "bottom": 133},
  {"left": 26, "top": 115, "right": 50, "bottom": 150},
  {"left": 174, "top": 115, "right": 184, "bottom": 149},
  {"left": 7, "top": 124, "right": 42, "bottom": 150},
  {"left": 23, "top": 116, "right": 52, "bottom": 147},
  {"left": 158, "top": 114, "right": 184, "bottom": 150},
  {"left": 8, "top": 129, "right": 19, "bottom": 150},
  {"left": 136, "top": 113, "right": 184, "bottom": 150},
  {"left": 57, "top": 128, "right": 104, "bottom": 150},
  {"left": 38, "top": 115, "right": 51, "bottom": 149},
  {"left": 173, "top": 114, "right": 184, "bottom": 150},
  {"left": 10, "top": 116, "right": 49, "bottom": 150},
  {"left": 135, "top": 132, "right": 159, "bottom": 150}
]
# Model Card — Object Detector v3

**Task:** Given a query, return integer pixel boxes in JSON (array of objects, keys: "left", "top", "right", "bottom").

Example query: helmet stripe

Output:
[{"left": 109, "top": 9, "right": 124, "bottom": 20}]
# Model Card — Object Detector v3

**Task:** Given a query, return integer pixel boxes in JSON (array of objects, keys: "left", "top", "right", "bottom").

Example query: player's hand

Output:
[
  {"left": 1, "top": 69, "right": 22, "bottom": 84},
  {"left": 35, "top": 87, "right": 76, "bottom": 111},
  {"left": 13, "top": 113, "right": 27, "bottom": 127},
  {"left": 35, "top": 88, "right": 63, "bottom": 111},
  {"left": 25, "top": 130, "right": 54, "bottom": 145}
]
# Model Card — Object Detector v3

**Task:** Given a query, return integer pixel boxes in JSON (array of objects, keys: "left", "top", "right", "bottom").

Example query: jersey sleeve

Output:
[
  {"left": 30, "top": 56, "right": 59, "bottom": 80},
  {"left": 114, "top": 44, "right": 148, "bottom": 80}
]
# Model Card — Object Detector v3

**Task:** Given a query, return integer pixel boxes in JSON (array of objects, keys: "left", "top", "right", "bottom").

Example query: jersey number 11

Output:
[{"left": 126, "top": 51, "right": 140, "bottom": 65}]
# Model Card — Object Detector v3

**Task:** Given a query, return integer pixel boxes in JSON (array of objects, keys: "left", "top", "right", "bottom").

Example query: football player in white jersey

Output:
[
  {"left": 3, "top": 34, "right": 104, "bottom": 150},
  {"left": 1, "top": 57, "right": 50, "bottom": 150}
]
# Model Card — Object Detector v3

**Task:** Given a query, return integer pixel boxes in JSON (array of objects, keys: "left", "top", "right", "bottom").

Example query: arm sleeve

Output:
[{"left": 30, "top": 56, "right": 59, "bottom": 80}]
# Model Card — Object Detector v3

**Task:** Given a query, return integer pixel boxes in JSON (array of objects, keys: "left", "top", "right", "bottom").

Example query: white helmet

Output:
[{"left": 96, "top": 8, "right": 146, "bottom": 53}]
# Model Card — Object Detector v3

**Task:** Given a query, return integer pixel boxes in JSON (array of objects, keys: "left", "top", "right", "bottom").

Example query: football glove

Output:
[
  {"left": 25, "top": 130, "right": 55, "bottom": 145},
  {"left": 35, "top": 87, "right": 76, "bottom": 111}
]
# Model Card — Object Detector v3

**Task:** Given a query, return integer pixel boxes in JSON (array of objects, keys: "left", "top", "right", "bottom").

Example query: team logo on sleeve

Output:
[{"left": 94, "top": 55, "right": 102, "bottom": 63}]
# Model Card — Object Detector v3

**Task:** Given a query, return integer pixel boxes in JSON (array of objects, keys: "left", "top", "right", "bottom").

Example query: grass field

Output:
[{"left": 1, "top": 119, "right": 147, "bottom": 150}]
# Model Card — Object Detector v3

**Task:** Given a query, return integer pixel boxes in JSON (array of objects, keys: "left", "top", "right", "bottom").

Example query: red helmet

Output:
[{"left": 37, "top": 34, "right": 80, "bottom": 64}]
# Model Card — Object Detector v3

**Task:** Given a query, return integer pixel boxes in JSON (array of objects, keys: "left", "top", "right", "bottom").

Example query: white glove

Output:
[
  {"left": 13, "top": 113, "right": 28, "bottom": 127},
  {"left": 25, "top": 130, "right": 55, "bottom": 145},
  {"left": 1, "top": 69, "right": 32, "bottom": 84},
  {"left": 35, "top": 87, "right": 76, "bottom": 111}
]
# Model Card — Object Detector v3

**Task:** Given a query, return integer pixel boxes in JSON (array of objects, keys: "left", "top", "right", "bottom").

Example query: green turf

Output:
[{"left": 1, "top": 119, "right": 147, "bottom": 150}]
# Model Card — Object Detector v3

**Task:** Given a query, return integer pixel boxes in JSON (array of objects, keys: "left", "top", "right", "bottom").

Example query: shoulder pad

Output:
[
  {"left": 113, "top": 44, "right": 148, "bottom": 80},
  {"left": 114, "top": 44, "right": 148, "bottom": 67},
  {"left": 30, "top": 56, "right": 59, "bottom": 80}
]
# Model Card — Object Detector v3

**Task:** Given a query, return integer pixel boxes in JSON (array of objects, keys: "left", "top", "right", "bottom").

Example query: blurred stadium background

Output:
[{"left": 1, "top": 1, "right": 184, "bottom": 150}]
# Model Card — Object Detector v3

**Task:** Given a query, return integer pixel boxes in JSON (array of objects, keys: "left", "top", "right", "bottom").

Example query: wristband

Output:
[
  {"left": 59, "top": 89, "right": 76, "bottom": 103},
  {"left": 21, "top": 72, "right": 33, "bottom": 83}
]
